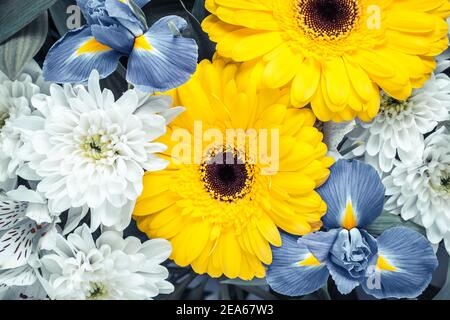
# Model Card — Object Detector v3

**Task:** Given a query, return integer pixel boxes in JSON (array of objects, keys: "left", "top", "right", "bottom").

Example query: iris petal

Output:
[
  {"left": 105, "top": 0, "right": 146, "bottom": 37},
  {"left": 91, "top": 24, "right": 134, "bottom": 54},
  {"left": 317, "top": 159, "right": 385, "bottom": 230},
  {"left": 327, "top": 261, "right": 361, "bottom": 295},
  {"left": 266, "top": 232, "right": 329, "bottom": 297},
  {"left": 362, "top": 227, "right": 438, "bottom": 299},
  {"left": 126, "top": 16, "right": 198, "bottom": 93},
  {"left": 43, "top": 26, "right": 121, "bottom": 83},
  {"left": 302, "top": 229, "right": 340, "bottom": 262}
]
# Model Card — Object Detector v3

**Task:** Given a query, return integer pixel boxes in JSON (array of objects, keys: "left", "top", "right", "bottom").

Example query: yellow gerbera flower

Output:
[
  {"left": 133, "top": 58, "right": 333, "bottom": 280},
  {"left": 202, "top": 0, "right": 450, "bottom": 122}
]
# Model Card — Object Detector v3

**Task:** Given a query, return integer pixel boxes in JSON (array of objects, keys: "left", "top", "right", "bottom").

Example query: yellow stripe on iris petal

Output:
[
  {"left": 377, "top": 255, "right": 397, "bottom": 272},
  {"left": 134, "top": 35, "right": 153, "bottom": 51},
  {"left": 342, "top": 201, "right": 357, "bottom": 230},
  {"left": 76, "top": 38, "right": 111, "bottom": 56},
  {"left": 298, "top": 254, "right": 321, "bottom": 267}
]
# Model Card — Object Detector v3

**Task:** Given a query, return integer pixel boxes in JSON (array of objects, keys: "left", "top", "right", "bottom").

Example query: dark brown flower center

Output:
[
  {"left": 201, "top": 151, "right": 254, "bottom": 202},
  {"left": 297, "top": 0, "right": 360, "bottom": 39}
]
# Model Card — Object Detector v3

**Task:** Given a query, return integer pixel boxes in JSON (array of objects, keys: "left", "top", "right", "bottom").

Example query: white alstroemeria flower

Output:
[
  {"left": 39, "top": 224, "right": 174, "bottom": 300},
  {"left": 16, "top": 70, "right": 183, "bottom": 231},
  {"left": 0, "top": 61, "right": 49, "bottom": 190},
  {"left": 383, "top": 127, "right": 450, "bottom": 253},
  {"left": 0, "top": 187, "right": 61, "bottom": 297},
  {"left": 345, "top": 65, "right": 450, "bottom": 173},
  {"left": 0, "top": 278, "right": 48, "bottom": 300},
  {"left": 0, "top": 186, "right": 59, "bottom": 269}
]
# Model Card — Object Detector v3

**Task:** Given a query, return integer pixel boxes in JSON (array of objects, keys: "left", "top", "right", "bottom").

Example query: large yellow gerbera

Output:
[
  {"left": 202, "top": 0, "right": 450, "bottom": 122},
  {"left": 133, "top": 58, "right": 333, "bottom": 280}
]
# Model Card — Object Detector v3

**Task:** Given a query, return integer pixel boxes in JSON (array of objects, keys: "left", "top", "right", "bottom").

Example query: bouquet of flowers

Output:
[{"left": 0, "top": 0, "right": 449, "bottom": 300}]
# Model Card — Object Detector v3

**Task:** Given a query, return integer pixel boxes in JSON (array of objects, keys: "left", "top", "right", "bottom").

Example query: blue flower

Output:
[
  {"left": 43, "top": 0, "right": 198, "bottom": 93},
  {"left": 267, "top": 159, "right": 438, "bottom": 299},
  {"left": 329, "top": 229, "right": 377, "bottom": 280}
]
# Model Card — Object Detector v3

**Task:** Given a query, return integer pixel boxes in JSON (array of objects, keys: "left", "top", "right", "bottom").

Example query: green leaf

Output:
[
  {"left": 236, "top": 286, "right": 278, "bottom": 300},
  {"left": 100, "top": 64, "right": 129, "bottom": 97},
  {"left": 192, "top": 0, "right": 209, "bottom": 22},
  {"left": 49, "top": 0, "right": 86, "bottom": 36},
  {"left": 0, "top": 0, "right": 57, "bottom": 44},
  {"left": 219, "top": 284, "right": 231, "bottom": 300},
  {"left": 221, "top": 278, "right": 268, "bottom": 287},
  {"left": 0, "top": 12, "right": 48, "bottom": 80},
  {"left": 167, "top": 273, "right": 197, "bottom": 300},
  {"left": 129, "top": 0, "right": 149, "bottom": 30},
  {"left": 434, "top": 260, "right": 450, "bottom": 300},
  {"left": 186, "top": 277, "right": 209, "bottom": 300},
  {"left": 366, "top": 211, "right": 426, "bottom": 237},
  {"left": 300, "top": 287, "right": 331, "bottom": 300}
]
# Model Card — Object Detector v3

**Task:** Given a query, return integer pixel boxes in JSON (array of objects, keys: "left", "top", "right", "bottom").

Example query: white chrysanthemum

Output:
[
  {"left": 0, "top": 61, "right": 49, "bottom": 190},
  {"left": 39, "top": 224, "right": 174, "bottom": 300},
  {"left": 383, "top": 127, "right": 450, "bottom": 253},
  {"left": 346, "top": 66, "right": 450, "bottom": 173},
  {"left": 16, "top": 70, "right": 183, "bottom": 231}
]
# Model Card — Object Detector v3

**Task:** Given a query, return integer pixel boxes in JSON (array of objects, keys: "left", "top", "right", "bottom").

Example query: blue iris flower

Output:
[
  {"left": 43, "top": 0, "right": 198, "bottom": 93},
  {"left": 267, "top": 159, "right": 438, "bottom": 299}
]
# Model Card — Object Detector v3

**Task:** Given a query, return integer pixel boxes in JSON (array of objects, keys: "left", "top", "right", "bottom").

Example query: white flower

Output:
[
  {"left": 0, "top": 187, "right": 58, "bottom": 269},
  {"left": 0, "top": 186, "right": 59, "bottom": 296},
  {"left": 39, "top": 224, "right": 174, "bottom": 300},
  {"left": 0, "top": 276, "right": 48, "bottom": 300},
  {"left": 345, "top": 68, "right": 450, "bottom": 173},
  {"left": 383, "top": 127, "right": 450, "bottom": 253},
  {"left": 16, "top": 70, "right": 183, "bottom": 231},
  {"left": 0, "top": 61, "right": 49, "bottom": 190}
]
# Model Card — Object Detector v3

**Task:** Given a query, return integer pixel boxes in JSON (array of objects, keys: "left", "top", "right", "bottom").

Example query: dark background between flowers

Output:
[{"left": 0, "top": 0, "right": 449, "bottom": 300}]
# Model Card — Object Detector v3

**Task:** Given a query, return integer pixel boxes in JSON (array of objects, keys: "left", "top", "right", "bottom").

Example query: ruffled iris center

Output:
[
  {"left": 297, "top": 0, "right": 360, "bottom": 40},
  {"left": 200, "top": 149, "right": 255, "bottom": 202},
  {"left": 330, "top": 228, "right": 377, "bottom": 279}
]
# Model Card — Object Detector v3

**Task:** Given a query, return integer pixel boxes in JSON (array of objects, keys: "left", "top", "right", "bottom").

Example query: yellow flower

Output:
[
  {"left": 133, "top": 58, "right": 333, "bottom": 280},
  {"left": 202, "top": 0, "right": 450, "bottom": 122}
]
